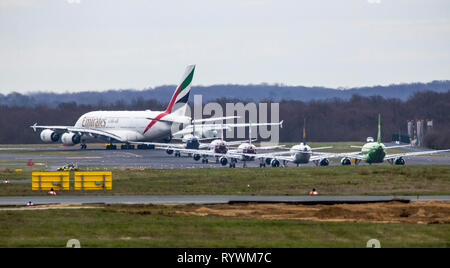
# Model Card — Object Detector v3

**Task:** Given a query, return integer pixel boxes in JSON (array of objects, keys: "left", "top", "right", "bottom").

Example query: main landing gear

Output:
[
  {"left": 106, "top": 144, "right": 117, "bottom": 150},
  {"left": 80, "top": 144, "right": 87, "bottom": 150},
  {"left": 106, "top": 143, "right": 157, "bottom": 150},
  {"left": 137, "top": 144, "right": 155, "bottom": 150},
  {"left": 259, "top": 159, "right": 266, "bottom": 168},
  {"left": 229, "top": 159, "right": 237, "bottom": 168},
  {"left": 121, "top": 144, "right": 135, "bottom": 150}
]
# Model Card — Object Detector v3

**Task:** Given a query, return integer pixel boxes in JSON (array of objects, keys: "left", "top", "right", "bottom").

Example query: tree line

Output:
[
  {"left": 0, "top": 91, "right": 448, "bottom": 149},
  {"left": 1, "top": 80, "right": 449, "bottom": 107}
]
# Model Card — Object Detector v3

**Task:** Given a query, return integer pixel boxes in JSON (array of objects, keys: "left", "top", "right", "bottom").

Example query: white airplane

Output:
[
  {"left": 31, "top": 65, "right": 198, "bottom": 149},
  {"left": 338, "top": 114, "right": 450, "bottom": 165},
  {"left": 237, "top": 120, "right": 339, "bottom": 167},
  {"left": 248, "top": 142, "right": 340, "bottom": 168}
]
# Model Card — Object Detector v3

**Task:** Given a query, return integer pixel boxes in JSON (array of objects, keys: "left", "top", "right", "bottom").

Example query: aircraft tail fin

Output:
[
  {"left": 377, "top": 114, "right": 381, "bottom": 144},
  {"left": 165, "top": 65, "right": 196, "bottom": 116},
  {"left": 302, "top": 118, "right": 307, "bottom": 143}
]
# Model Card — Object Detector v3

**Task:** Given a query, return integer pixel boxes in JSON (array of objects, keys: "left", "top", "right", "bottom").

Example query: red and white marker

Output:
[{"left": 309, "top": 188, "right": 319, "bottom": 195}]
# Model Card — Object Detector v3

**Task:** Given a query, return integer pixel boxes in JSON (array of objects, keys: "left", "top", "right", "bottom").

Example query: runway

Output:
[
  {"left": 0, "top": 144, "right": 449, "bottom": 169},
  {"left": 1, "top": 145, "right": 449, "bottom": 206},
  {"left": 0, "top": 195, "right": 449, "bottom": 206}
]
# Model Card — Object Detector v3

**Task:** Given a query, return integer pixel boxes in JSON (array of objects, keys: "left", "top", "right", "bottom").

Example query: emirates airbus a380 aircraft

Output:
[{"left": 31, "top": 65, "right": 201, "bottom": 149}]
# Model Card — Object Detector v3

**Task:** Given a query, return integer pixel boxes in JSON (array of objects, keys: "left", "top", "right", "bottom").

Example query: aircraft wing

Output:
[
  {"left": 131, "top": 141, "right": 186, "bottom": 149},
  {"left": 309, "top": 152, "right": 345, "bottom": 161},
  {"left": 256, "top": 145, "right": 286, "bottom": 150},
  {"left": 267, "top": 155, "right": 294, "bottom": 162},
  {"left": 173, "top": 121, "right": 283, "bottom": 137},
  {"left": 384, "top": 144, "right": 412, "bottom": 149},
  {"left": 259, "top": 151, "right": 291, "bottom": 156},
  {"left": 30, "top": 124, "right": 126, "bottom": 142},
  {"left": 219, "top": 121, "right": 283, "bottom": 129},
  {"left": 225, "top": 139, "right": 257, "bottom": 146},
  {"left": 384, "top": 149, "right": 450, "bottom": 160},
  {"left": 182, "top": 137, "right": 217, "bottom": 142},
  {"left": 166, "top": 148, "right": 228, "bottom": 158},
  {"left": 332, "top": 151, "right": 367, "bottom": 160},
  {"left": 234, "top": 151, "right": 295, "bottom": 162},
  {"left": 350, "top": 144, "right": 410, "bottom": 150},
  {"left": 311, "top": 146, "right": 333, "bottom": 150}
]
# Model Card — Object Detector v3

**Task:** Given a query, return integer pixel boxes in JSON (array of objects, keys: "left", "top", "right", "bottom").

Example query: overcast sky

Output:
[{"left": 0, "top": 0, "right": 449, "bottom": 94}]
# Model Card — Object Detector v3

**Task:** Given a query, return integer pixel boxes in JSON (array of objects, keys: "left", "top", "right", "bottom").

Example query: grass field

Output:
[
  {"left": 0, "top": 204, "right": 448, "bottom": 248},
  {"left": 1, "top": 165, "right": 449, "bottom": 196}
]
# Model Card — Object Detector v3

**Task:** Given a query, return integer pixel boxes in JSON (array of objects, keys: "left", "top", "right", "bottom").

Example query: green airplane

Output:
[{"left": 339, "top": 114, "right": 450, "bottom": 165}]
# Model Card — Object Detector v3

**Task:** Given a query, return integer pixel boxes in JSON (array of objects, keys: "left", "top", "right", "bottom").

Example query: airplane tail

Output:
[
  {"left": 165, "top": 65, "right": 196, "bottom": 116},
  {"left": 302, "top": 118, "right": 307, "bottom": 143},
  {"left": 377, "top": 114, "right": 381, "bottom": 144}
]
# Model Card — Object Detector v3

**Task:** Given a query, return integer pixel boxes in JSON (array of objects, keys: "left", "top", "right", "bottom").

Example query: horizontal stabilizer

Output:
[{"left": 311, "top": 146, "right": 333, "bottom": 151}]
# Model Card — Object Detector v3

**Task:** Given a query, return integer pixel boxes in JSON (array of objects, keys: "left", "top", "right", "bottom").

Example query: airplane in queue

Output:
[
  {"left": 142, "top": 137, "right": 257, "bottom": 159},
  {"left": 29, "top": 65, "right": 263, "bottom": 150},
  {"left": 337, "top": 114, "right": 450, "bottom": 165},
  {"left": 236, "top": 119, "right": 340, "bottom": 167},
  {"left": 160, "top": 124, "right": 285, "bottom": 168},
  {"left": 134, "top": 119, "right": 284, "bottom": 157}
]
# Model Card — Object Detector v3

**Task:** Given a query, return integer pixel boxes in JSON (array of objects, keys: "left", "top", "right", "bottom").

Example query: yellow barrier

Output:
[
  {"left": 32, "top": 172, "right": 70, "bottom": 191},
  {"left": 74, "top": 172, "right": 112, "bottom": 190}
]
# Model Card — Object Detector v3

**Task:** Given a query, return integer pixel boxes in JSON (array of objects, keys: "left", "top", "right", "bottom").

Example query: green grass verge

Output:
[
  {"left": 1, "top": 142, "right": 438, "bottom": 156},
  {"left": 0, "top": 205, "right": 448, "bottom": 248},
  {"left": 1, "top": 165, "right": 449, "bottom": 196}
]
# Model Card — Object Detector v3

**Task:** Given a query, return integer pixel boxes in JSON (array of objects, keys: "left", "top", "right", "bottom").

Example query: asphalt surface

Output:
[
  {"left": 0, "top": 195, "right": 449, "bottom": 206},
  {"left": 0, "top": 144, "right": 449, "bottom": 169}
]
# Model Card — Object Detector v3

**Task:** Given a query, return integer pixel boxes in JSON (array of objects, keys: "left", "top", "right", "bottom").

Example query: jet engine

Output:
[
  {"left": 166, "top": 149, "right": 174, "bottom": 155},
  {"left": 40, "top": 129, "right": 60, "bottom": 143},
  {"left": 394, "top": 157, "right": 405, "bottom": 165},
  {"left": 219, "top": 157, "right": 228, "bottom": 166},
  {"left": 162, "top": 135, "right": 172, "bottom": 143},
  {"left": 319, "top": 158, "right": 329, "bottom": 166},
  {"left": 61, "top": 132, "right": 81, "bottom": 145},
  {"left": 193, "top": 154, "right": 201, "bottom": 161},
  {"left": 341, "top": 157, "right": 352, "bottom": 166},
  {"left": 186, "top": 137, "right": 200, "bottom": 149},
  {"left": 271, "top": 159, "right": 280, "bottom": 167}
]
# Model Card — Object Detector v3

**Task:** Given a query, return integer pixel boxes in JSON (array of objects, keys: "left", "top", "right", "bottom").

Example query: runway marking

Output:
[
  {"left": 65, "top": 156, "right": 103, "bottom": 159},
  {"left": 121, "top": 152, "right": 143, "bottom": 158},
  {"left": 0, "top": 206, "right": 99, "bottom": 211}
]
